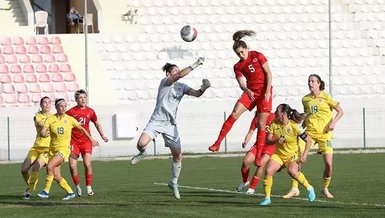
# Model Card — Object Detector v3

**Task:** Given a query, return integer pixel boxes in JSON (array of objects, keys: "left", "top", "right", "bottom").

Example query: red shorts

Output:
[
  {"left": 237, "top": 87, "right": 273, "bottom": 112},
  {"left": 71, "top": 141, "right": 92, "bottom": 157},
  {"left": 248, "top": 144, "right": 275, "bottom": 156}
]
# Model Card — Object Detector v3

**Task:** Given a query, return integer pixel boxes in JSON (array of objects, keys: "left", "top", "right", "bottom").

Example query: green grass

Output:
[{"left": 1, "top": 153, "right": 385, "bottom": 217}]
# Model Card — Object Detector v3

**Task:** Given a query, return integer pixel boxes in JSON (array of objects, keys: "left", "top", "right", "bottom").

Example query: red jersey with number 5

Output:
[
  {"left": 66, "top": 106, "right": 97, "bottom": 145},
  {"left": 234, "top": 51, "right": 267, "bottom": 92}
]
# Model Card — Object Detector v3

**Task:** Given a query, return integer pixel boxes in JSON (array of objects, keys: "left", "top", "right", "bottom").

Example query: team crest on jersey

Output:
[
  {"left": 253, "top": 58, "right": 258, "bottom": 63},
  {"left": 64, "top": 119, "right": 68, "bottom": 124},
  {"left": 318, "top": 98, "right": 322, "bottom": 103},
  {"left": 286, "top": 128, "right": 291, "bottom": 134}
]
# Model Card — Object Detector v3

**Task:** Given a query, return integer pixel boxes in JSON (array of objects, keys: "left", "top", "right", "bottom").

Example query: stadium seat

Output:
[
  {"left": 50, "top": 36, "right": 61, "bottom": 45},
  {"left": 15, "top": 46, "right": 26, "bottom": 54},
  {"left": 52, "top": 45, "right": 64, "bottom": 53},
  {"left": 0, "top": 55, "right": 4, "bottom": 64},
  {"left": 3, "top": 84, "right": 15, "bottom": 93},
  {"left": 63, "top": 73, "right": 76, "bottom": 82},
  {"left": 39, "top": 45, "right": 51, "bottom": 54},
  {"left": 26, "top": 36, "right": 37, "bottom": 45},
  {"left": 25, "top": 74, "right": 38, "bottom": 83},
  {"left": 56, "top": 54, "right": 68, "bottom": 62},
  {"left": 29, "top": 83, "right": 41, "bottom": 93},
  {"left": 0, "top": 36, "right": 11, "bottom": 45},
  {"left": 12, "top": 74, "right": 24, "bottom": 83},
  {"left": 27, "top": 45, "right": 39, "bottom": 54},
  {"left": 31, "top": 54, "right": 43, "bottom": 63},
  {"left": 37, "top": 36, "right": 49, "bottom": 45},
  {"left": 23, "top": 64, "right": 35, "bottom": 73},
  {"left": 18, "top": 55, "right": 31, "bottom": 64},
  {"left": 51, "top": 73, "right": 63, "bottom": 82},
  {"left": 36, "top": 64, "right": 47, "bottom": 73},
  {"left": 18, "top": 94, "right": 30, "bottom": 103},
  {"left": 31, "top": 93, "right": 42, "bottom": 103},
  {"left": 41, "top": 83, "right": 54, "bottom": 92},
  {"left": 4, "top": 94, "right": 17, "bottom": 104},
  {"left": 3, "top": 46, "right": 14, "bottom": 55},
  {"left": 15, "top": 84, "right": 28, "bottom": 93},
  {"left": 48, "top": 64, "right": 59, "bottom": 73},
  {"left": 59, "top": 64, "right": 71, "bottom": 73},
  {"left": 12, "top": 36, "right": 24, "bottom": 45},
  {"left": 43, "top": 54, "right": 55, "bottom": 63},
  {"left": 38, "top": 74, "right": 50, "bottom": 83},
  {"left": 34, "top": 11, "right": 49, "bottom": 34},
  {"left": 66, "top": 82, "right": 79, "bottom": 92},
  {"left": 5, "top": 54, "right": 17, "bottom": 64},
  {"left": 0, "top": 64, "right": 9, "bottom": 74},
  {"left": 10, "top": 65, "right": 22, "bottom": 74},
  {"left": 54, "top": 83, "right": 67, "bottom": 92}
]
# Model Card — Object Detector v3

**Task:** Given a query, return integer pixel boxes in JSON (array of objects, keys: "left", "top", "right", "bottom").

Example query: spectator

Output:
[{"left": 66, "top": 6, "right": 83, "bottom": 26}]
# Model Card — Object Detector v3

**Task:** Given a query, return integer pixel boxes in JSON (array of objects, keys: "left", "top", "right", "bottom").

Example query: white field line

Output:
[{"left": 154, "top": 182, "right": 385, "bottom": 208}]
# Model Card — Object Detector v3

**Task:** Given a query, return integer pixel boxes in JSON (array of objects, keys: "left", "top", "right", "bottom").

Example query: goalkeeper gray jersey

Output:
[{"left": 149, "top": 77, "right": 190, "bottom": 125}]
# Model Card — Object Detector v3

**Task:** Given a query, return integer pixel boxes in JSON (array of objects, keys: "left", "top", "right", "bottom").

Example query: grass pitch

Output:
[{"left": 1, "top": 153, "right": 385, "bottom": 217}]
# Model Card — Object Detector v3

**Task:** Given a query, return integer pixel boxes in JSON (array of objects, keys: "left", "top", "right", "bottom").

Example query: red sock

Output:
[
  {"left": 241, "top": 165, "right": 250, "bottom": 182},
  {"left": 72, "top": 174, "right": 80, "bottom": 186},
  {"left": 255, "top": 129, "right": 266, "bottom": 166},
  {"left": 215, "top": 115, "right": 236, "bottom": 144},
  {"left": 86, "top": 174, "right": 92, "bottom": 186},
  {"left": 249, "top": 176, "right": 260, "bottom": 189}
]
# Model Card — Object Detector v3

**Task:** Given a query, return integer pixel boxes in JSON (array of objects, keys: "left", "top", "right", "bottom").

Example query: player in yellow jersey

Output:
[
  {"left": 259, "top": 104, "right": 315, "bottom": 206},
  {"left": 37, "top": 98, "right": 99, "bottom": 200},
  {"left": 20, "top": 96, "right": 52, "bottom": 199},
  {"left": 283, "top": 74, "right": 343, "bottom": 199}
]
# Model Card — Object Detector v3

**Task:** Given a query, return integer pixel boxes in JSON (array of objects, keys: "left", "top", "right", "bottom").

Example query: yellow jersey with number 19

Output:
[
  {"left": 302, "top": 91, "right": 339, "bottom": 135},
  {"left": 44, "top": 114, "right": 80, "bottom": 150}
]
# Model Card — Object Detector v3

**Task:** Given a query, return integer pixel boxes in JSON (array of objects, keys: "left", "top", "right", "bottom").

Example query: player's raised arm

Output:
[
  {"left": 187, "top": 79, "right": 211, "bottom": 97},
  {"left": 166, "top": 57, "right": 205, "bottom": 85}
]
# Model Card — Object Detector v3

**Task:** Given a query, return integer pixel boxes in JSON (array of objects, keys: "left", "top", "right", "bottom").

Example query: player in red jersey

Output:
[
  {"left": 236, "top": 111, "right": 275, "bottom": 194},
  {"left": 209, "top": 30, "right": 273, "bottom": 166},
  {"left": 66, "top": 89, "right": 109, "bottom": 196}
]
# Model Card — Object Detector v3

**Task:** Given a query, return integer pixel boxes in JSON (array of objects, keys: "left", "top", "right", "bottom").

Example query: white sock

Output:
[{"left": 171, "top": 160, "right": 182, "bottom": 184}]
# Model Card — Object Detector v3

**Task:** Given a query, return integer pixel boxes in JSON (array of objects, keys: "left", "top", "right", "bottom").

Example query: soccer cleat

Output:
[
  {"left": 321, "top": 188, "right": 334, "bottom": 199},
  {"left": 259, "top": 197, "right": 271, "bottom": 206},
  {"left": 62, "top": 192, "right": 76, "bottom": 201},
  {"left": 37, "top": 191, "right": 49, "bottom": 199},
  {"left": 208, "top": 142, "right": 220, "bottom": 152},
  {"left": 76, "top": 185, "right": 82, "bottom": 197},
  {"left": 167, "top": 181, "right": 180, "bottom": 200},
  {"left": 282, "top": 188, "right": 300, "bottom": 199},
  {"left": 307, "top": 186, "right": 316, "bottom": 202},
  {"left": 130, "top": 152, "right": 147, "bottom": 165},
  {"left": 23, "top": 191, "right": 32, "bottom": 200},
  {"left": 245, "top": 188, "right": 255, "bottom": 195},
  {"left": 236, "top": 181, "right": 250, "bottom": 192},
  {"left": 87, "top": 187, "right": 94, "bottom": 196}
]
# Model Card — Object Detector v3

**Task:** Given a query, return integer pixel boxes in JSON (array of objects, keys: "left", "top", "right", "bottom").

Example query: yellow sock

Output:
[
  {"left": 28, "top": 171, "right": 39, "bottom": 192},
  {"left": 291, "top": 179, "right": 299, "bottom": 189},
  {"left": 263, "top": 176, "right": 273, "bottom": 198},
  {"left": 44, "top": 175, "right": 54, "bottom": 193},
  {"left": 323, "top": 177, "right": 331, "bottom": 189},
  {"left": 58, "top": 178, "right": 74, "bottom": 193},
  {"left": 294, "top": 172, "right": 311, "bottom": 190},
  {"left": 23, "top": 173, "right": 30, "bottom": 185}
]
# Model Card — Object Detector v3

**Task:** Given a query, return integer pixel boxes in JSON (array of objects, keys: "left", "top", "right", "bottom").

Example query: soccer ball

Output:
[{"left": 180, "top": 25, "right": 197, "bottom": 42}]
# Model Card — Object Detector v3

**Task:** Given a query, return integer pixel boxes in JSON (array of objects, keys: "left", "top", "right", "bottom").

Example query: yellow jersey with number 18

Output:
[
  {"left": 44, "top": 114, "right": 80, "bottom": 150},
  {"left": 302, "top": 91, "right": 339, "bottom": 135}
]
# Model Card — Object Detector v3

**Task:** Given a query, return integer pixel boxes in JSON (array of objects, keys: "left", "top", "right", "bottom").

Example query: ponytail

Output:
[
  {"left": 232, "top": 30, "right": 255, "bottom": 51},
  {"left": 279, "top": 104, "right": 306, "bottom": 124}
]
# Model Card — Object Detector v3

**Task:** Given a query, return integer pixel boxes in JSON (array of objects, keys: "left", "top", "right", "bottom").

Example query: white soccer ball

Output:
[{"left": 180, "top": 25, "right": 198, "bottom": 42}]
